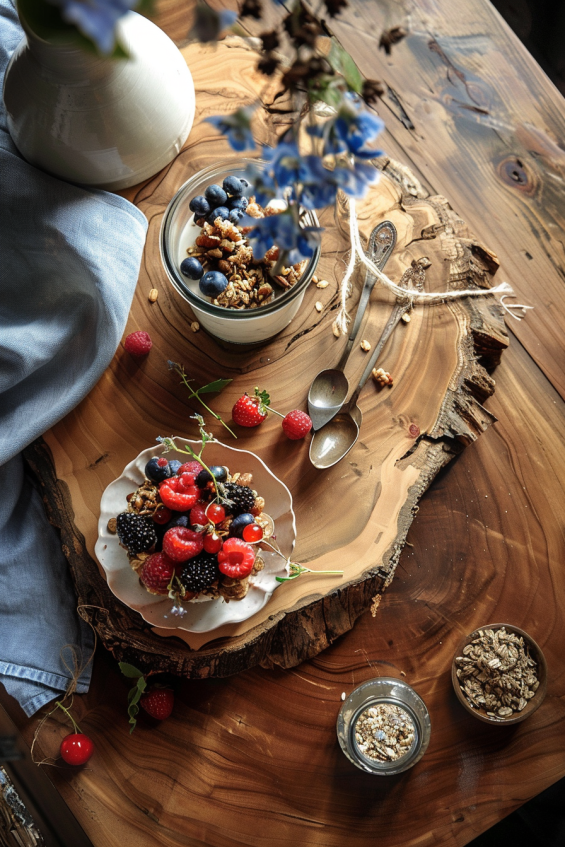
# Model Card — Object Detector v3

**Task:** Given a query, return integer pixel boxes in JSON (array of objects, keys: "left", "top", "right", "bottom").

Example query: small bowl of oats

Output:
[
  {"left": 452, "top": 623, "right": 548, "bottom": 725},
  {"left": 160, "top": 159, "right": 320, "bottom": 345},
  {"left": 337, "top": 678, "right": 431, "bottom": 775}
]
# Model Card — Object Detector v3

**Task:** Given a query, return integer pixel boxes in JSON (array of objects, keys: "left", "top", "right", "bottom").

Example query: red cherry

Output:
[
  {"left": 152, "top": 505, "right": 172, "bottom": 525},
  {"left": 60, "top": 733, "right": 94, "bottom": 766},
  {"left": 206, "top": 503, "right": 226, "bottom": 524},
  {"left": 242, "top": 523, "right": 263, "bottom": 543},
  {"left": 203, "top": 532, "right": 223, "bottom": 554}
]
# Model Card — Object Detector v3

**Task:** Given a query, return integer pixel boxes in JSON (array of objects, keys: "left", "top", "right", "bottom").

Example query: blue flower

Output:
[
  {"left": 241, "top": 209, "right": 321, "bottom": 264},
  {"left": 205, "top": 106, "right": 257, "bottom": 152},
  {"left": 45, "top": 0, "right": 138, "bottom": 54},
  {"left": 243, "top": 161, "right": 279, "bottom": 205},
  {"left": 307, "top": 99, "right": 384, "bottom": 160}
]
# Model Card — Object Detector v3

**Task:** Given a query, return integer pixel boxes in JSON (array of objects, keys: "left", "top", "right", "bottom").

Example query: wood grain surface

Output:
[{"left": 2, "top": 1, "right": 565, "bottom": 846}]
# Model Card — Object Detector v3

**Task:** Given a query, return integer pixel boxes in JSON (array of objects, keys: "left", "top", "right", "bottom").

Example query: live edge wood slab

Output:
[{"left": 23, "top": 38, "right": 508, "bottom": 679}]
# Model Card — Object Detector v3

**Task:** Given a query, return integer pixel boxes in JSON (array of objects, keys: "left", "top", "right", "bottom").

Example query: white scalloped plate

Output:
[{"left": 95, "top": 439, "right": 294, "bottom": 633}]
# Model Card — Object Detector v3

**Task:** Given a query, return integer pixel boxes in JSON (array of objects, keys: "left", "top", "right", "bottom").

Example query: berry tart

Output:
[{"left": 95, "top": 439, "right": 295, "bottom": 633}]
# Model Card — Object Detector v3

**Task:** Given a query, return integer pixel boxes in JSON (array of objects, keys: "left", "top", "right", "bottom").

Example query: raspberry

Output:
[
  {"left": 124, "top": 331, "right": 152, "bottom": 356},
  {"left": 190, "top": 503, "right": 208, "bottom": 526},
  {"left": 162, "top": 527, "right": 204, "bottom": 562},
  {"left": 281, "top": 409, "right": 312, "bottom": 440},
  {"left": 217, "top": 537, "right": 255, "bottom": 579},
  {"left": 140, "top": 552, "right": 175, "bottom": 594},
  {"left": 232, "top": 390, "right": 269, "bottom": 428},
  {"left": 140, "top": 688, "right": 174, "bottom": 720},
  {"left": 178, "top": 461, "right": 203, "bottom": 476},
  {"left": 159, "top": 477, "right": 199, "bottom": 511}
]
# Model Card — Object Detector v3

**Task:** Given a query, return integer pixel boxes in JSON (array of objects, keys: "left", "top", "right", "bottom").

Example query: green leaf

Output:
[
  {"left": 119, "top": 662, "right": 144, "bottom": 679},
  {"left": 311, "top": 85, "right": 344, "bottom": 110},
  {"left": 328, "top": 39, "right": 364, "bottom": 94},
  {"left": 197, "top": 378, "right": 233, "bottom": 395}
]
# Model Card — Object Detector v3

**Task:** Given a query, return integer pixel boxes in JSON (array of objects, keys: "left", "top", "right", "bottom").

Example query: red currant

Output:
[
  {"left": 206, "top": 503, "right": 226, "bottom": 524},
  {"left": 242, "top": 523, "right": 263, "bottom": 543},
  {"left": 60, "top": 733, "right": 94, "bottom": 766},
  {"left": 203, "top": 532, "right": 223, "bottom": 554},
  {"left": 152, "top": 505, "right": 172, "bottom": 525}
]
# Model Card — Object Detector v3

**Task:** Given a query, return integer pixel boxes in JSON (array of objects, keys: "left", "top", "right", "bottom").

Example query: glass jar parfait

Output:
[
  {"left": 159, "top": 159, "right": 320, "bottom": 345},
  {"left": 336, "top": 677, "right": 431, "bottom": 775}
]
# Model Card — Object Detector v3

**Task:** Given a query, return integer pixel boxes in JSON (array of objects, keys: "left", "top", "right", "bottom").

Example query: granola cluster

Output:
[
  {"left": 454, "top": 627, "right": 540, "bottom": 718},
  {"left": 188, "top": 200, "right": 307, "bottom": 310},
  {"left": 354, "top": 703, "right": 416, "bottom": 762}
]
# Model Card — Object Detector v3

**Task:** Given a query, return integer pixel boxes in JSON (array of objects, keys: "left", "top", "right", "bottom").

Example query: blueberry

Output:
[
  {"left": 180, "top": 257, "right": 204, "bottom": 280},
  {"left": 168, "top": 460, "right": 182, "bottom": 475},
  {"left": 228, "top": 209, "right": 243, "bottom": 225},
  {"left": 145, "top": 457, "right": 172, "bottom": 483},
  {"left": 229, "top": 196, "right": 248, "bottom": 211},
  {"left": 223, "top": 175, "right": 244, "bottom": 197},
  {"left": 166, "top": 514, "right": 190, "bottom": 529},
  {"left": 189, "top": 195, "right": 211, "bottom": 217},
  {"left": 204, "top": 184, "right": 228, "bottom": 206},
  {"left": 199, "top": 271, "right": 228, "bottom": 297},
  {"left": 196, "top": 465, "right": 228, "bottom": 487},
  {"left": 229, "top": 513, "right": 256, "bottom": 537},
  {"left": 207, "top": 206, "right": 230, "bottom": 224}
]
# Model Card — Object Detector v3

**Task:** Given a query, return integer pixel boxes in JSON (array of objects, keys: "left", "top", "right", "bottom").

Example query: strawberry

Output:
[
  {"left": 163, "top": 527, "right": 204, "bottom": 562},
  {"left": 217, "top": 537, "right": 255, "bottom": 579},
  {"left": 282, "top": 409, "right": 312, "bottom": 440},
  {"left": 232, "top": 388, "right": 270, "bottom": 428},
  {"left": 140, "top": 552, "right": 175, "bottom": 594},
  {"left": 124, "top": 331, "right": 152, "bottom": 356},
  {"left": 159, "top": 476, "right": 199, "bottom": 511},
  {"left": 140, "top": 688, "right": 174, "bottom": 721}
]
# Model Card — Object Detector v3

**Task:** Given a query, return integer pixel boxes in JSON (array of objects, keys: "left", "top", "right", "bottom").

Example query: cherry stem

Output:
[
  {"left": 56, "top": 701, "right": 81, "bottom": 735},
  {"left": 267, "top": 407, "right": 285, "bottom": 419}
]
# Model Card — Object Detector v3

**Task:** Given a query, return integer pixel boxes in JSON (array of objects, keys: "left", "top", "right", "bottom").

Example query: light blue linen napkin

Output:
[{"left": 0, "top": 0, "right": 148, "bottom": 715}]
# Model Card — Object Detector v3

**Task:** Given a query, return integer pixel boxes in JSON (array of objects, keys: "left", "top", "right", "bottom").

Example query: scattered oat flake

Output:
[
  {"left": 312, "top": 275, "right": 318, "bottom": 283},
  {"left": 401, "top": 312, "right": 411, "bottom": 323},
  {"left": 316, "top": 279, "right": 329, "bottom": 289},
  {"left": 191, "top": 321, "right": 200, "bottom": 333},
  {"left": 341, "top": 692, "right": 346, "bottom": 701},
  {"left": 148, "top": 288, "right": 159, "bottom": 302},
  {"left": 315, "top": 301, "right": 323, "bottom": 312},
  {"left": 360, "top": 339, "right": 371, "bottom": 351},
  {"left": 332, "top": 320, "right": 341, "bottom": 338}
]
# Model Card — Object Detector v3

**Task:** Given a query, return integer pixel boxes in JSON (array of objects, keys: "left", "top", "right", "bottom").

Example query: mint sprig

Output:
[{"left": 168, "top": 361, "right": 236, "bottom": 438}]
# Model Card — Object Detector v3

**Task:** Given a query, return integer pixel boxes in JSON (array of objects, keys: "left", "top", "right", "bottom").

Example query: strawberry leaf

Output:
[
  {"left": 197, "top": 378, "right": 233, "bottom": 395},
  {"left": 119, "top": 662, "right": 144, "bottom": 679},
  {"left": 254, "top": 387, "right": 271, "bottom": 415}
]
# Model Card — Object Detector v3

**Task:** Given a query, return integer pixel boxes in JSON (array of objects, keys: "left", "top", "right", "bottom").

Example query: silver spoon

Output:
[
  {"left": 307, "top": 221, "right": 397, "bottom": 431},
  {"left": 309, "top": 292, "right": 414, "bottom": 470}
]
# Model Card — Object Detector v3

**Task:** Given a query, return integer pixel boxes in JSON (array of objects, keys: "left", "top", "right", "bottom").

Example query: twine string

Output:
[
  {"left": 335, "top": 196, "right": 529, "bottom": 333},
  {"left": 30, "top": 605, "right": 107, "bottom": 766}
]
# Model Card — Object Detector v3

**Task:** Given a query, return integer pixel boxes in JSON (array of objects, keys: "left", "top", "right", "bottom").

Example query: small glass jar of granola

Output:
[{"left": 337, "top": 678, "right": 431, "bottom": 775}]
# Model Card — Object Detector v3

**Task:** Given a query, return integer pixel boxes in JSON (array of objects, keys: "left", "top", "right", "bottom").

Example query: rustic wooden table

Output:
[{"left": 3, "top": 1, "right": 565, "bottom": 846}]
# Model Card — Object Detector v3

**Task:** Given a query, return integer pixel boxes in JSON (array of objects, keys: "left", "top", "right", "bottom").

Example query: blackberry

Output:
[
  {"left": 223, "top": 483, "right": 256, "bottom": 516},
  {"left": 179, "top": 552, "right": 219, "bottom": 593},
  {"left": 116, "top": 512, "right": 157, "bottom": 555}
]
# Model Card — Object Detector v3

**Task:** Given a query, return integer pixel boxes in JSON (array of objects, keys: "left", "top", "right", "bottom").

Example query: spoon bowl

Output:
[{"left": 309, "top": 407, "right": 362, "bottom": 469}]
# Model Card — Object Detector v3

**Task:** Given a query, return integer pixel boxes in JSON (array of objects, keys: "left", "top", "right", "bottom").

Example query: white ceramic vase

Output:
[{"left": 3, "top": 11, "right": 195, "bottom": 190}]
